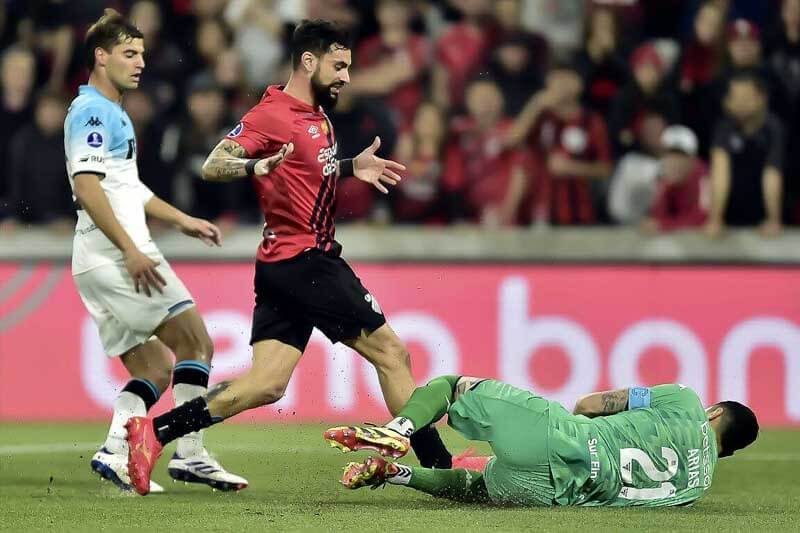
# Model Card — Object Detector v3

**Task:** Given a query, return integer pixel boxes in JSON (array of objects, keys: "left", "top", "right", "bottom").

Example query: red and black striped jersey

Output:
[{"left": 227, "top": 85, "right": 340, "bottom": 262}]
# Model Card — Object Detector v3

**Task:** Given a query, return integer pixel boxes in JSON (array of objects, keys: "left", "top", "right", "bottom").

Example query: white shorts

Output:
[{"left": 74, "top": 253, "right": 195, "bottom": 357}]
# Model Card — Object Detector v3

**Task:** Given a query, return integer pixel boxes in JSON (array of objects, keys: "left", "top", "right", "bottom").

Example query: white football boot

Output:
[
  {"left": 91, "top": 447, "right": 165, "bottom": 493},
  {"left": 167, "top": 449, "right": 248, "bottom": 491}
]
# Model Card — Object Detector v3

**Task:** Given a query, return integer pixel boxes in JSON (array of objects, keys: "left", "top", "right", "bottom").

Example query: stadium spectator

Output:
[
  {"left": 349, "top": 0, "right": 432, "bottom": 129},
  {"left": 680, "top": 1, "right": 726, "bottom": 155},
  {"left": 767, "top": 0, "right": 800, "bottom": 222},
  {"left": 432, "top": 0, "right": 492, "bottom": 111},
  {"left": 0, "top": 46, "right": 35, "bottom": 220},
  {"left": 223, "top": 0, "right": 285, "bottom": 88},
  {"left": 171, "top": 75, "right": 252, "bottom": 230},
  {"left": 442, "top": 78, "right": 528, "bottom": 226},
  {"left": 193, "top": 19, "right": 232, "bottom": 73},
  {"left": 574, "top": 7, "right": 629, "bottom": 119},
  {"left": 486, "top": 33, "right": 547, "bottom": 117},
  {"left": 391, "top": 102, "right": 448, "bottom": 223},
  {"left": 13, "top": 0, "right": 74, "bottom": 92},
  {"left": 520, "top": 0, "right": 584, "bottom": 55},
  {"left": 0, "top": 90, "right": 73, "bottom": 233},
  {"left": 329, "top": 89, "right": 399, "bottom": 222},
  {"left": 607, "top": 111, "right": 667, "bottom": 225},
  {"left": 129, "top": 0, "right": 186, "bottom": 115},
  {"left": 126, "top": 89, "right": 175, "bottom": 207},
  {"left": 511, "top": 62, "right": 613, "bottom": 225},
  {"left": 706, "top": 72, "right": 784, "bottom": 237},
  {"left": 707, "top": 20, "right": 790, "bottom": 125},
  {"left": 640, "top": 125, "right": 709, "bottom": 233},
  {"left": 609, "top": 42, "right": 680, "bottom": 156}
]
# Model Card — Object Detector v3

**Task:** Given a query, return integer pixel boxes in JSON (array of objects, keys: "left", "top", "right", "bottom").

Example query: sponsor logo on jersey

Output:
[
  {"left": 86, "top": 132, "right": 103, "bottom": 147},
  {"left": 308, "top": 125, "right": 320, "bottom": 139},
  {"left": 84, "top": 116, "right": 103, "bottom": 127},
  {"left": 318, "top": 143, "right": 339, "bottom": 177},
  {"left": 228, "top": 122, "right": 244, "bottom": 137}
]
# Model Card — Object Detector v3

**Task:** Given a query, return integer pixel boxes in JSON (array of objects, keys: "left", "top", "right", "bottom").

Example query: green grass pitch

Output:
[{"left": 1, "top": 423, "right": 798, "bottom": 532}]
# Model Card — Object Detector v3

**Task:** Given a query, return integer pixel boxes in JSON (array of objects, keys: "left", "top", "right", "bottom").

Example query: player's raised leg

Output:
[
  {"left": 343, "top": 325, "right": 453, "bottom": 468},
  {"left": 153, "top": 306, "right": 248, "bottom": 491},
  {"left": 325, "top": 374, "right": 458, "bottom": 457},
  {"left": 92, "top": 339, "right": 170, "bottom": 493},
  {"left": 127, "top": 339, "right": 303, "bottom": 495}
]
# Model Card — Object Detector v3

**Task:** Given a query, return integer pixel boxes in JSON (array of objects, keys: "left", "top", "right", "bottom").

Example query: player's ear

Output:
[
  {"left": 95, "top": 47, "right": 107, "bottom": 68},
  {"left": 301, "top": 51, "right": 317, "bottom": 74},
  {"left": 706, "top": 406, "right": 724, "bottom": 421}
]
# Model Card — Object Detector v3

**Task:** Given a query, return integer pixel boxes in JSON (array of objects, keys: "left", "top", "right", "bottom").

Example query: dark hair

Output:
[
  {"left": 290, "top": 19, "right": 352, "bottom": 69},
  {"left": 715, "top": 401, "right": 759, "bottom": 457},
  {"left": 85, "top": 8, "right": 143, "bottom": 70},
  {"left": 727, "top": 69, "right": 768, "bottom": 95}
]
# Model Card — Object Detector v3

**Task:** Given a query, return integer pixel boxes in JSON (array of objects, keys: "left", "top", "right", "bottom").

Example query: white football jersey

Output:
[{"left": 64, "top": 85, "right": 157, "bottom": 274}]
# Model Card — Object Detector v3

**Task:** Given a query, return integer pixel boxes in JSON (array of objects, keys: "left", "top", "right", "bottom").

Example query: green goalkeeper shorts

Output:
[{"left": 447, "top": 379, "right": 557, "bottom": 506}]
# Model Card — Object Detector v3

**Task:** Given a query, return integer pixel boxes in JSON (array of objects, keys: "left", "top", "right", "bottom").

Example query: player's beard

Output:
[{"left": 311, "top": 70, "right": 342, "bottom": 110}]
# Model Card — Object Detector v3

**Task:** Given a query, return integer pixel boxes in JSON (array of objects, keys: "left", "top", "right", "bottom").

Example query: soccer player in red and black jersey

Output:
[{"left": 125, "top": 20, "right": 452, "bottom": 495}]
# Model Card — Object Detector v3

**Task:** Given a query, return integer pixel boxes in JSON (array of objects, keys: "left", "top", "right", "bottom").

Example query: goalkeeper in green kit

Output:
[{"left": 324, "top": 377, "right": 758, "bottom": 507}]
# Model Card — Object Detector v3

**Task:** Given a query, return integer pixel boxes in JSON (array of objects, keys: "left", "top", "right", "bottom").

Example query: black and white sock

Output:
[
  {"left": 172, "top": 360, "right": 210, "bottom": 457},
  {"left": 103, "top": 378, "right": 160, "bottom": 455}
]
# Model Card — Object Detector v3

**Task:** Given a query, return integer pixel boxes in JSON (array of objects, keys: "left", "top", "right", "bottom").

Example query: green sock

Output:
[
  {"left": 396, "top": 466, "right": 489, "bottom": 503},
  {"left": 396, "top": 375, "right": 460, "bottom": 430}
]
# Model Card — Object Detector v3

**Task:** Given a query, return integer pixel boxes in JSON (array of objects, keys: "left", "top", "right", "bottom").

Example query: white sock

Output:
[
  {"left": 386, "top": 463, "right": 413, "bottom": 485},
  {"left": 103, "top": 391, "right": 146, "bottom": 455},
  {"left": 173, "top": 383, "right": 206, "bottom": 457},
  {"left": 385, "top": 416, "right": 415, "bottom": 437}
]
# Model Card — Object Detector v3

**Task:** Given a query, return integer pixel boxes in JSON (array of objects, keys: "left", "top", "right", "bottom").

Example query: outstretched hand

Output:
[
  {"left": 255, "top": 143, "right": 294, "bottom": 176},
  {"left": 352, "top": 137, "right": 405, "bottom": 194}
]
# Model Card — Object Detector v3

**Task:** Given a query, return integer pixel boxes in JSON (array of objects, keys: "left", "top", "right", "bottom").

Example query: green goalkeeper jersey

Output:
[{"left": 548, "top": 384, "right": 718, "bottom": 507}]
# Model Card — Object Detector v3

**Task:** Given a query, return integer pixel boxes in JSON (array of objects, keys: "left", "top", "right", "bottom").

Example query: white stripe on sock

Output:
[{"left": 173, "top": 383, "right": 206, "bottom": 457}]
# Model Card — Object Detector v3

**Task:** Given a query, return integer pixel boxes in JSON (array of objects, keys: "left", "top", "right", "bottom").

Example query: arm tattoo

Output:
[
  {"left": 206, "top": 381, "right": 232, "bottom": 402},
  {"left": 600, "top": 390, "right": 629, "bottom": 414},
  {"left": 201, "top": 139, "right": 252, "bottom": 181}
]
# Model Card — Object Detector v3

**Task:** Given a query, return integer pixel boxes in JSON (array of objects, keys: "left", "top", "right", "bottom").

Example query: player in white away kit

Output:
[{"left": 65, "top": 9, "right": 246, "bottom": 493}]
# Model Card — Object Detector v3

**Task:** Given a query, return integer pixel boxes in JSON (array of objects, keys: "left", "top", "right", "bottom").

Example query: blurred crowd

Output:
[{"left": 0, "top": 0, "right": 798, "bottom": 238}]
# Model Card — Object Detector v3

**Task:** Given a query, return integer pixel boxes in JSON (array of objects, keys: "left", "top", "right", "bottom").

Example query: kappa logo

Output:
[{"left": 84, "top": 116, "right": 103, "bottom": 127}]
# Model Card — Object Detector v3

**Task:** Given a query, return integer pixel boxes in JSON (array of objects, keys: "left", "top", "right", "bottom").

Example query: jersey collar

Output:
[
  {"left": 79, "top": 84, "right": 124, "bottom": 109},
  {"left": 267, "top": 85, "right": 322, "bottom": 114}
]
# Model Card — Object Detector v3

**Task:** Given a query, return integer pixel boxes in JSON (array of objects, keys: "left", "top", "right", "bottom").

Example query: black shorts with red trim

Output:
[{"left": 250, "top": 248, "right": 386, "bottom": 351}]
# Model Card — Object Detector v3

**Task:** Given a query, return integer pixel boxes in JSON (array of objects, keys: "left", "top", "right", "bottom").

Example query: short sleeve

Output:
[
  {"left": 66, "top": 104, "right": 112, "bottom": 177},
  {"left": 226, "top": 102, "right": 292, "bottom": 157},
  {"left": 766, "top": 117, "right": 785, "bottom": 170}
]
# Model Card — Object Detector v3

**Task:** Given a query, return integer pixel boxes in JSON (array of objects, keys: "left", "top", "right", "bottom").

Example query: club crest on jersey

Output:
[
  {"left": 308, "top": 125, "right": 320, "bottom": 139},
  {"left": 321, "top": 120, "right": 330, "bottom": 136},
  {"left": 228, "top": 122, "right": 244, "bottom": 137},
  {"left": 86, "top": 132, "right": 103, "bottom": 147}
]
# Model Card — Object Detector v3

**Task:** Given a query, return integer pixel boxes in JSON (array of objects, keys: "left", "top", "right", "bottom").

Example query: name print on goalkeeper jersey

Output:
[{"left": 549, "top": 384, "right": 718, "bottom": 507}]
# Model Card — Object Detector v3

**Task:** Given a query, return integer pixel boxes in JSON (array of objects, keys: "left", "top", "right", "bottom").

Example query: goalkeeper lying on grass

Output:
[{"left": 325, "top": 377, "right": 758, "bottom": 507}]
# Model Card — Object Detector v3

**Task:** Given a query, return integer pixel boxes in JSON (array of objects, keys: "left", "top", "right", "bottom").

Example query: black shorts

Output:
[{"left": 250, "top": 249, "right": 386, "bottom": 351}]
